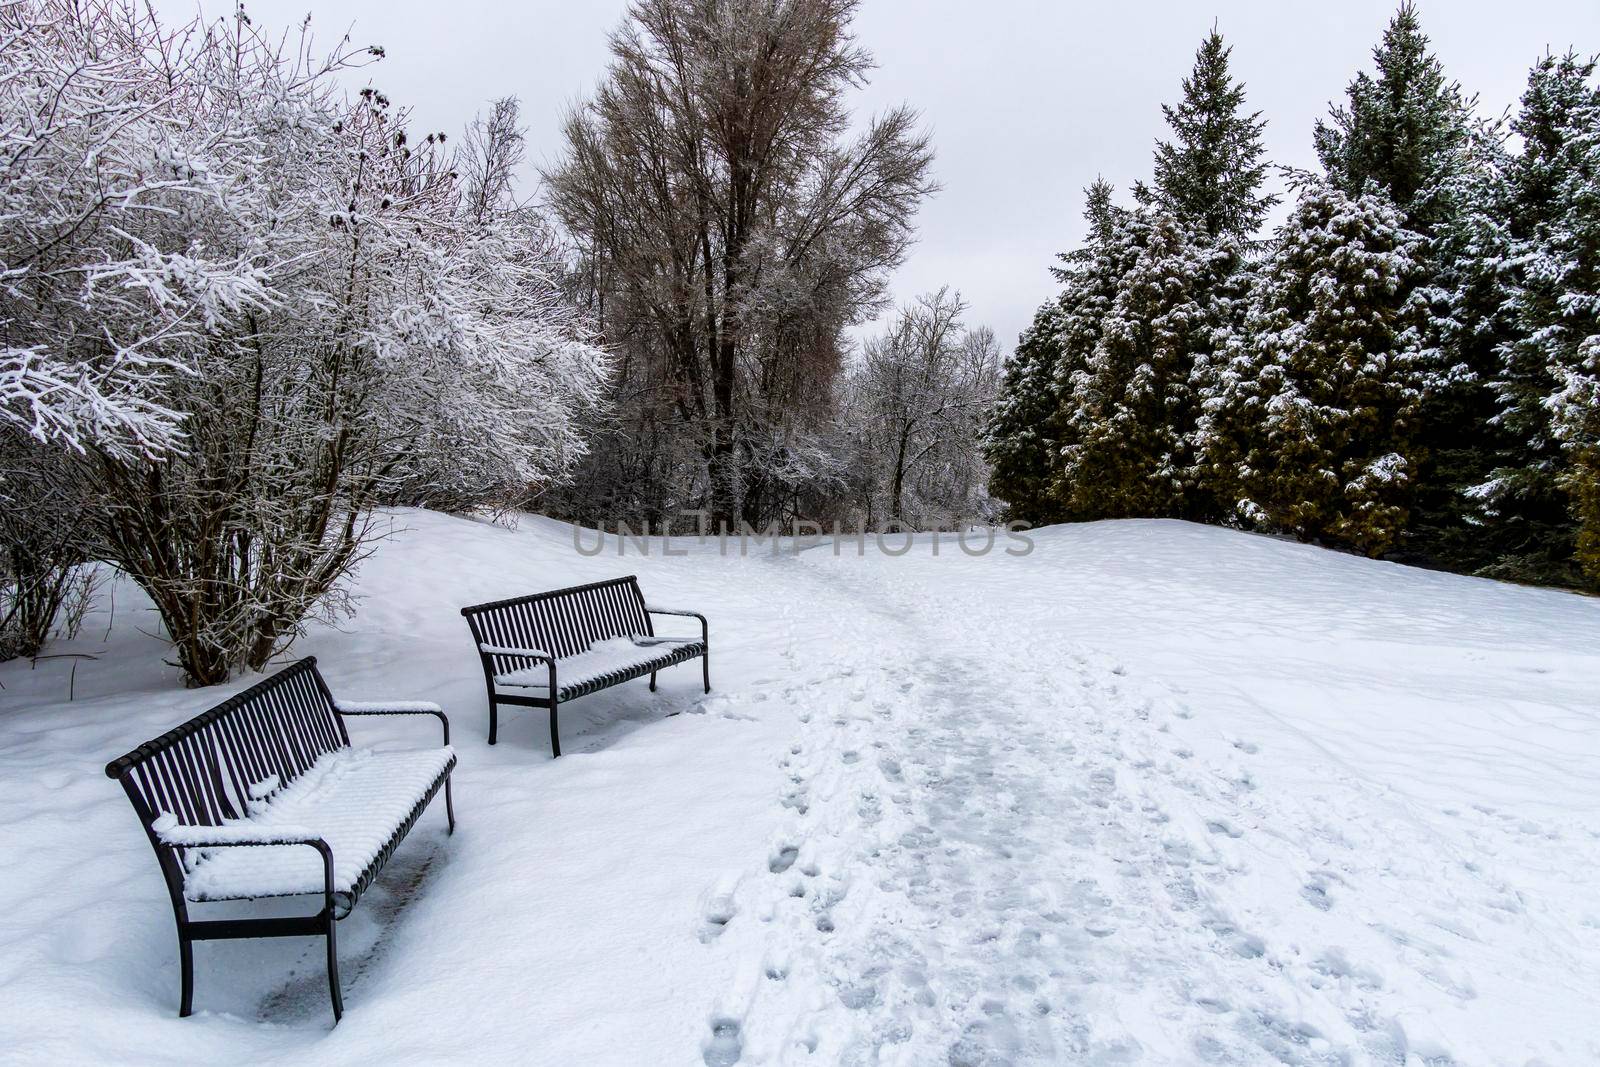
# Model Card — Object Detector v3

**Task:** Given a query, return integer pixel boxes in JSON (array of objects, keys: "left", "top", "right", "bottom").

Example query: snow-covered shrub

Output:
[
  {"left": 0, "top": 431, "right": 91, "bottom": 659},
  {"left": 2, "top": 2, "right": 608, "bottom": 682},
  {"left": 0, "top": 0, "right": 268, "bottom": 458}
]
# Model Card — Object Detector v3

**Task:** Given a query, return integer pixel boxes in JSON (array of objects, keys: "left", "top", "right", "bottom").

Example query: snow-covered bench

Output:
[
  {"left": 460, "top": 575, "right": 709, "bottom": 757},
  {"left": 103, "top": 656, "right": 456, "bottom": 1022}
]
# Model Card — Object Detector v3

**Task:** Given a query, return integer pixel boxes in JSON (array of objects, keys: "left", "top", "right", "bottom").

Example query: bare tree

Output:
[
  {"left": 460, "top": 96, "right": 525, "bottom": 226},
  {"left": 544, "top": 0, "right": 936, "bottom": 525},
  {"left": 845, "top": 288, "right": 1001, "bottom": 528}
]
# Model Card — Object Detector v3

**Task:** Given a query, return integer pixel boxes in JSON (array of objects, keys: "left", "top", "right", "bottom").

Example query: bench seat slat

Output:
[{"left": 495, "top": 637, "right": 705, "bottom": 698}]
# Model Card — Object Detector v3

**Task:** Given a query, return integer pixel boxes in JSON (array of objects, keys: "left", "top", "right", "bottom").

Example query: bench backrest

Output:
[
  {"left": 459, "top": 575, "right": 653, "bottom": 666},
  {"left": 104, "top": 657, "right": 349, "bottom": 834}
]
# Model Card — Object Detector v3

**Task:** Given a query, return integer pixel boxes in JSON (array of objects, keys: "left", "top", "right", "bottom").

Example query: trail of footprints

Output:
[
  {"left": 691, "top": 647, "right": 1324, "bottom": 1064},
  {"left": 692, "top": 580, "right": 1533, "bottom": 1065}
]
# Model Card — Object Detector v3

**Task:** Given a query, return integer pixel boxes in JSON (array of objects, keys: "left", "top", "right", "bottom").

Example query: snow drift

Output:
[{"left": 1, "top": 510, "right": 1597, "bottom": 1065}]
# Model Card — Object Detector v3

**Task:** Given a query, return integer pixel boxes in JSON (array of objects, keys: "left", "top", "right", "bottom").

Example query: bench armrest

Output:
[
  {"left": 645, "top": 605, "right": 708, "bottom": 643},
  {"left": 154, "top": 823, "right": 338, "bottom": 904},
  {"left": 333, "top": 700, "right": 451, "bottom": 745},
  {"left": 478, "top": 644, "right": 558, "bottom": 694}
]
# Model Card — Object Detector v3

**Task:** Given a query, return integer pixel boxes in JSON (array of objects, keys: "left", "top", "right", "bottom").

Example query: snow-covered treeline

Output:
[
  {"left": 839, "top": 289, "right": 1001, "bottom": 529},
  {"left": 986, "top": 5, "right": 1600, "bottom": 589},
  {"left": 0, "top": 0, "right": 608, "bottom": 680}
]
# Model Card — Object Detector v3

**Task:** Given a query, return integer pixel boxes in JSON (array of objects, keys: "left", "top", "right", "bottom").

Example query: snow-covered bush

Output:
[
  {"left": 0, "top": 431, "right": 92, "bottom": 659},
  {"left": 1, "top": 2, "right": 608, "bottom": 681},
  {"left": 0, "top": 0, "right": 268, "bottom": 458}
]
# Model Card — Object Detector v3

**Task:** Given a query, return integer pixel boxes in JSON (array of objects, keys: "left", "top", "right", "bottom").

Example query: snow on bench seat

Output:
[
  {"left": 494, "top": 635, "right": 703, "bottom": 694},
  {"left": 161, "top": 745, "right": 456, "bottom": 902}
]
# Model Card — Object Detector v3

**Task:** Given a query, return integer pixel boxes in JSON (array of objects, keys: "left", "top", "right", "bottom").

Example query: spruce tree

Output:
[
  {"left": 1151, "top": 27, "right": 1277, "bottom": 240},
  {"left": 1315, "top": 3, "right": 1505, "bottom": 567},
  {"left": 1056, "top": 211, "right": 1224, "bottom": 519},
  {"left": 1398, "top": 131, "right": 1514, "bottom": 570},
  {"left": 1201, "top": 182, "right": 1427, "bottom": 555},
  {"left": 984, "top": 180, "right": 1123, "bottom": 523},
  {"left": 984, "top": 301, "right": 1067, "bottom": 524},
  {"left": 1057, "top": 28, "right": 1272, "bottom": 522},
  {"left": 1314, "top": 2, "right": 1474, "bottom": 236},
  {"left": 1479, "top": 53, "right": 1599, "bottom": 585},
  {"left": 1521, "top": 73, "right": 1600, "bottom": 582}
]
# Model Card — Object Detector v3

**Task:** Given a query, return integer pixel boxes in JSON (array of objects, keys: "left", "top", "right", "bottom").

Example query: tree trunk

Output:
[{"left": 890, "top": 424, "right": 912, "bottom": 527}]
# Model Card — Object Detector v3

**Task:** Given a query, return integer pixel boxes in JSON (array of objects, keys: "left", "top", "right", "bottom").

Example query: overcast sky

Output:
[{"left": 174, "top": 0, "right": 1600, "bottom": 351}]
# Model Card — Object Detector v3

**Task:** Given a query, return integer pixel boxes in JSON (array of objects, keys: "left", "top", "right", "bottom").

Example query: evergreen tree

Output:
[
  {"left": 1200, "top": 182, "right": 1427, "bottom": 555},
  {"left": 1478, "top": 53, "right": 1599, "bottom": 584},
  {"left": 1314, "top": 2, "right": 1475, "bottom": 236},
  {"left": 1315, "top": 3, "right": 1508, "bottom": 568},
  {"left": 1397, "top": 129, "right": 1514, "bottom": 570},
  {"left": 1151, "top": 27, "right": 1277, "bottom": 240},
  {"left": 1056, "top": 211, "right": 1226, "bottom": 519},
  {"left": 1057, "top": 29, "right": 1272, "bottom": 522},
  {"left": 984, "top": 301, "right": 1067, "bottom": 524},
  {"left": 1523, "top": 74, "right": 1600, "bottom": 581},
  {"left": 985, "top": 180, "right": 1124, "bottom": 523}
]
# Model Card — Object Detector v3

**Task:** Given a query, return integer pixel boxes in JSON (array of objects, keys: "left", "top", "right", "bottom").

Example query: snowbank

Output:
[{"left": 1, "top": 511, "right": 1596, "bottom": 1065}]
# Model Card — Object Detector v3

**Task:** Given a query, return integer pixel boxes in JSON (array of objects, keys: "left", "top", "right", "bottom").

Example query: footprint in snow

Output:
[
  {"left": 769, "top": 845, "right": 799, "bottom": 874},
  {"left": 780, "top": 787, "right": 809, "bottom": 816},
  {"left": 699, "top": 878, "right": 740, "bottom": 942},
  {"left": 1230, "top": 933, "right": 1266, "bottom": 958},
  {"left": 702, "top": 1018, "right": 742, "bottom": 1066}
]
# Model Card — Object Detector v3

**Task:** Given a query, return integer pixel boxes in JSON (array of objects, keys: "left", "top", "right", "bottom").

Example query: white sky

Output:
[{"left": 172, "top": 0, "right": 1600, "bottom": 351}]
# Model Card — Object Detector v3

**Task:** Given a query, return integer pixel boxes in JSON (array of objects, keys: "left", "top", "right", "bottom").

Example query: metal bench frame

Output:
[
  {"left": 460, "top": 575, "right": 710, "bottom": 757},
  {"left": 103, "top": 657, "right": 456, "bottom": 1022}
]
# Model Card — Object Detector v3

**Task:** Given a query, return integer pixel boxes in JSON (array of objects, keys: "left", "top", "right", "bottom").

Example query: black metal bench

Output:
[
  {"left": 460, "top": 575, "right": 709, "bottom": 757},
  {"left": 104, "top": 656, "right": 456, "bottom": 1022}
]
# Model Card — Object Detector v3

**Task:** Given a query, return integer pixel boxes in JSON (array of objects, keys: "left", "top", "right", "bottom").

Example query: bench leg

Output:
[
  {"left": 444, "top": 775, "right": 456, "bottom": 834},
  {"left": 649, "top": 671, "right": 657, "bottom": 692},
  {"left": 326, "top": 914, "right": 344, "bottom": 1022},
  {"left": 178, "top": 928, "right": 195, "bottom": 1018},
  {"left": 703, "top": 652, "right": 711, "bottom": 694},
  {"left": 487, "top": 700, "right": 498, "bottom": 746},
  {"left": 549, "top": 699, "right": 561, "bottom": 758}
]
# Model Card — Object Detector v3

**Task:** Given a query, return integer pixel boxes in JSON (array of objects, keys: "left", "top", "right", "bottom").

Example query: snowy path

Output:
[
  {"left": 705, "top": 555, "right": 1335, "bottom": 1064},
  {"left": 697, "top": 540, "right": 1600, "bottom": 1066},
  {"left": 3, "top": 512, "right": 1598, "bottom": 1065}
]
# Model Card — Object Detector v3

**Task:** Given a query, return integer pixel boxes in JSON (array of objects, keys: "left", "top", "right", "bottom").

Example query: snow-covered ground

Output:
[{"left": 2, "top": 510, "right": 1598, "bottom": 1066}]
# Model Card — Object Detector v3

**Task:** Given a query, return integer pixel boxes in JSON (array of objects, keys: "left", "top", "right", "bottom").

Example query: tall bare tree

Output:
[{"left": 544, "top": 0, "right": 936, "bottom": 524}]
